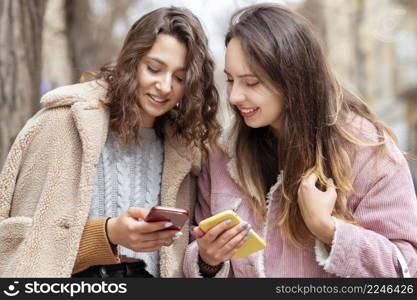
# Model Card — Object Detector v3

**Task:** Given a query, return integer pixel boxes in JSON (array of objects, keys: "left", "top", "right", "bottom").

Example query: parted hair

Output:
[{"left": 225, "top": 3, "right": 397, "bottom": 247}]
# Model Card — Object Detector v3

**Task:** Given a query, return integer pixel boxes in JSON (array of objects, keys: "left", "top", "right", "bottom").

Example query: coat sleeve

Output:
[
  {"left": 315, "top": 136, "right": 417, "bottom": 277},
  {"left": 0, "top": 110, "right": 47, "bottom": 276},
  {"left": 183, "top": 154, "right": 230, "bottom": 278}
]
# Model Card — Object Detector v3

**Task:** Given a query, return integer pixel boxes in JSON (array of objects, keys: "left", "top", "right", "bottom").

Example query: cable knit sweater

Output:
[{"left": 89, "top": 129, "right": 163, "bottom": 277}]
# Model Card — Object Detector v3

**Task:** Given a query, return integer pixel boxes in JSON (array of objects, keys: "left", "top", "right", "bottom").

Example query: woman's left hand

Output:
[{"left": 297, "top": 172, "right": 337, "bottom": 245}]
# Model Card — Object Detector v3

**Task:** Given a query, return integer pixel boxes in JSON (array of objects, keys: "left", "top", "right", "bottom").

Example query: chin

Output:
[
  {"left": 144, "top": 107, "right": 170, "bottom": 118},
  {"left": 243, "top": 121, "right": 264, "bottom": 129}
]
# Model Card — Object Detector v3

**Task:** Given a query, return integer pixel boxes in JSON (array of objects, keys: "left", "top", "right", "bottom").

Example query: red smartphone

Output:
[{"left": 145, "top": 206, "right": 189, "bottom": 231}]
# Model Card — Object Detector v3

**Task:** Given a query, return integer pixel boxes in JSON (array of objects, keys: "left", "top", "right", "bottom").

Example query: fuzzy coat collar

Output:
[{"left": 218, "top": 123, "right": 262, "bottom": 203}]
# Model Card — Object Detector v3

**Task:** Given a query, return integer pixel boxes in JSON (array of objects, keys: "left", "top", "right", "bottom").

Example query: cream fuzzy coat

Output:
[{"left": 0, "top": 80, "right": 200, "bottom": 277}]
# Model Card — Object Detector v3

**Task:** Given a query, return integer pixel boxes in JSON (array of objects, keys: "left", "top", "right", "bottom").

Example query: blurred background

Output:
[{"left": 0, "top": 0, "right": 416, "bottom": 192}]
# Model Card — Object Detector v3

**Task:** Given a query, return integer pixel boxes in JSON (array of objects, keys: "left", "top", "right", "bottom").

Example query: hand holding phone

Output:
[
  {"left": 106, "top": 207, "right": 182, "bottom": 253},
  {"left": 145, "top": 206, "right": 189, "bottom": 231},
  {"left": 198, "top": 210, "right": 266, "bottom": 259}
]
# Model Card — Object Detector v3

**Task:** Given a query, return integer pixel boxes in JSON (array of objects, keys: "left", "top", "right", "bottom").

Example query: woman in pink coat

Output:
[{"left": 183, "top": 3, "right": 417, "bottom": 278}]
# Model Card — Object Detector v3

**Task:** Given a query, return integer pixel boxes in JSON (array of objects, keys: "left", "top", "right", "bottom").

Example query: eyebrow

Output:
[
  {"left": 147, "top": 56, "right": 186, "bottom": 72},
  {"left": 224, "top": 70, "right": 257, "bottom": 78}
]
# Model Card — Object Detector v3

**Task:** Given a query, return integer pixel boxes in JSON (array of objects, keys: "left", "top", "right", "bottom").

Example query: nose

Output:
[
  {"left": 155, "top": 74, "right": 172, "bottom": 94},
  {"left": 228, "top": 83, "right": 245, "bottom": 105}
]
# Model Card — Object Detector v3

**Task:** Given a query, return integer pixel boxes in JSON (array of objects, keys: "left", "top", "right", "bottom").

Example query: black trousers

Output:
[{"left": 72, "top": 261, "right": 154, "bottom": 278}]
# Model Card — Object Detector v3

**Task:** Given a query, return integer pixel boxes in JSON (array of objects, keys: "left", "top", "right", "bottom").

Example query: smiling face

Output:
[
  {"left": 225, "top": 38, "right": 284, "bottom": 133},
  {"left": 137, "top": 34, "right": 187, "bottom": 128}
]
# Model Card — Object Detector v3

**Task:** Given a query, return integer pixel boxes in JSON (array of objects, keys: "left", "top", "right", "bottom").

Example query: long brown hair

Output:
[
  {"left": 97, "top": 7, "right": 220, "bottom": 153},
  {"left": 226, "top": 3, "right": 397, "bottom": 247}
]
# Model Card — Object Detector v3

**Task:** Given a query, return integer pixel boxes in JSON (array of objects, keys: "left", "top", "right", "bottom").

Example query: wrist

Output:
[
  {"left": 105, "top": 217, "right": 117, "bottom": 247},
  {"left": 198, "top": 254, "right": 223, "bottom": 277},
  {"left": 312, "top": 216, "right": 335, "bottom": 245},
  {"left": 198, "top": 253, "right": 221, "bottom": 267}
]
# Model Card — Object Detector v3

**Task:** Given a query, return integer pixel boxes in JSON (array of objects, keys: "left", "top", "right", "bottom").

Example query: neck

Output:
[
  {"left": 270, "top": 116, "right": 286, "bottom": 139},
  {"left": 270, "top": 125, "right": 281, "bottom": 139},
  {"left": 141, "top": 114, "right": 155, "bottom": 128}
]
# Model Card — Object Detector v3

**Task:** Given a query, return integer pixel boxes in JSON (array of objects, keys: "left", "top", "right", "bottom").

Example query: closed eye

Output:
[
  {"left": 175, "top": 76, "right": 185, "bottom": 83},
  {"left": 147, "top": 65, "right": 160, "bottom": 73},
  {"left": 246, "top": 81, "right": 259, "bottom": 87}
]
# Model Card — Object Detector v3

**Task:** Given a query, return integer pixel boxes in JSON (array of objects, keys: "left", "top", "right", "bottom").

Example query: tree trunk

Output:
[
  {"left": 64, "top": 0, "right": 93, "bottom": 83},
  {"left": 298, "top": 0, "right": 327, "bottom": 47},
  {"left": 64, "top": 0, "right": 136, "bottom": 83},
  {"left": 0, "top": 0, "right": 47, "bottom": 167}
]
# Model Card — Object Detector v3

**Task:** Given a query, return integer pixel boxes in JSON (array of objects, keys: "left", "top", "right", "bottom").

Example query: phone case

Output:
[
  {"left": 145, "top": 206, "right": 189, "bottom": 230},
  {"left": 198, "top": 210, "right": 266, "bottom": 259}
]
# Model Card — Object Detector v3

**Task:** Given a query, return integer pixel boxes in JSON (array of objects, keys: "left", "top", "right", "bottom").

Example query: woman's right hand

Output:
[
  {"left": 106, "top": 207, "right": 181, "bottom": 252},
  {"left": 194, "top": 219, "right": 251, "bottom": 266}
]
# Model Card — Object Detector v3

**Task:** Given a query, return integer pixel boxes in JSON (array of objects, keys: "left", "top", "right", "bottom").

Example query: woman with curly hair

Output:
[
  {"left": 183, "top": 3, "right": 417, "bottom": 278},
  {"left": 0, "top": 7, "right": 220, "bottom": 278}
]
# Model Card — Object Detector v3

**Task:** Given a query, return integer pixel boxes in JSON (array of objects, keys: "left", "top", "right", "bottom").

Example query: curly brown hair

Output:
[{"left": 97, "top": 7, "right": 220, "bottom": 153}]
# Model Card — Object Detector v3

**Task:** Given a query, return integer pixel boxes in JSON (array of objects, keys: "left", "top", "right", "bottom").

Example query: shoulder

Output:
[
  {"left": 13, "top": 81, "right": 109, "bottom": 156},
  {"left": 342, "top": 114, "right": 410, "bottom": 199},
  {"left": 35, "top": 80, "right": 109, "bottom": 137},
  {"left": 343, "top": 114, "right": 405, "bottom": 166},
  {"left": 344, "top": 113, "right": 384, "bottom": 143},
  {"left": 342, "top": 116, "right": 416, "bottom": 217},
  {"left": 40, "top": 80, "right": 108, "bottom": 110}
]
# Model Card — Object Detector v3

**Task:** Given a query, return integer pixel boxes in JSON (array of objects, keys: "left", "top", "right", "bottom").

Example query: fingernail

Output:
[
  {"left": 164, "top": 222, "right": 173, "bottom": 228},
  {"left": 224, "top": 219, "right": 232, "bottom": 225},
  {"left": 245, "top": 228, "right": 251, "bottom": 237},
  {"left": 240, "top": 222, "right": 249, "bottom": 229}
]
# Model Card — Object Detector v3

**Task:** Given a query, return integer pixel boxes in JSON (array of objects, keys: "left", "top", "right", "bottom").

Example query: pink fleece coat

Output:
[{"left": 183, "top": 117, "right": 417, "bottom": 277}]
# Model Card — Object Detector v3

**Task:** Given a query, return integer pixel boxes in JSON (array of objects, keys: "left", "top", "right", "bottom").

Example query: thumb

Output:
[
  {"left": 126, "top": 207, "right": 149, "bottom": 220},
  {"left": 193, "top": 226, "right": 205, "bottom": 238}
]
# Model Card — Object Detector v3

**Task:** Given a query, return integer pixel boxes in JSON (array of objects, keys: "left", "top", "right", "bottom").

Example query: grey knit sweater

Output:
[{"left": 89, "top": 128, "right": 164, "bottom": 277}]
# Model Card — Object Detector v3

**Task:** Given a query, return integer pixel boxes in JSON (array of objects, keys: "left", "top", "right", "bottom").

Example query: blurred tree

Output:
[
  {"left": 65, "top": 0, "right": 136, "bottom": 83},
  {"left": 397, "top": 0, "right": 417, "bottom": 188},
  {"left": 0, "top": 0, "right": 47, "bottom": 166},
  {"left": 298, "top": 0, "right": 327, "bottom": 44},
  {"left": 42, "top": 0, "right": 73, "bottom": 90}
]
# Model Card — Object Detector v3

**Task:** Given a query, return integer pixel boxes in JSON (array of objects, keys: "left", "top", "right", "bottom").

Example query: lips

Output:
[
  {"left": 147, "top": 94, "right": 169, "bottom": 105},
  {"left": 238, "top": 107, "right": 259, "bottom": 118}
]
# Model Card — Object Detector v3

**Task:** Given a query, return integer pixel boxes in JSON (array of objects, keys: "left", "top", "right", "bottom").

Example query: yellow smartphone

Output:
[{"left": 198, "top": 210, "right": 266, "bottom": 259}]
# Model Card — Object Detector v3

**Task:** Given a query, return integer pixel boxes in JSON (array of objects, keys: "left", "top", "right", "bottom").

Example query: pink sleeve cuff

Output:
[{"left": 183, "top": 240, "right": 230, "bottom": 278}]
